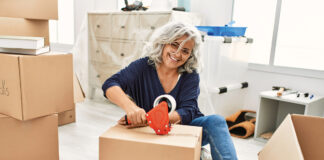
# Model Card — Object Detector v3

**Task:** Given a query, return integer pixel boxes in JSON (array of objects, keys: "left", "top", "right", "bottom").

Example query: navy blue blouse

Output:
[{"left": 102, "top": 57, "right": 204, "bottom": 125}]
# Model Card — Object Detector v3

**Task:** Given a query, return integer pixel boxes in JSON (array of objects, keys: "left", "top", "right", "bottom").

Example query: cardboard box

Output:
[
  {"left": 258, "top": 114, "right": 324, "bottom": 160},
  {"left": 99, "top": 124, "right": 202, "bottom": 160},
  {"left": 0, "top": 114, "right": 59, "bottom": 160},
  {"left": 0, "top": 0, "right": 58, "bottom": 20},
  {"left": 0, "top": 52, "right": 74, "bottom": 121},
  {"left": 58, "top": 107, "right": 76, "bottom": 126},
  {"left": 0, "top": 17, "right": 50, "bottom": 46}
]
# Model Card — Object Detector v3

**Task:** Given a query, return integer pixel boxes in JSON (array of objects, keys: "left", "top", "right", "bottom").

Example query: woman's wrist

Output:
[{"left": 169, "top": 111, "right": 182, "bottom": 124}]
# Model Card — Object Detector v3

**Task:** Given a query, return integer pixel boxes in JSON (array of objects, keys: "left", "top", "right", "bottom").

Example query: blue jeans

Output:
[{"left": 190, "top": 115, "right": 238, "bottom": 160}]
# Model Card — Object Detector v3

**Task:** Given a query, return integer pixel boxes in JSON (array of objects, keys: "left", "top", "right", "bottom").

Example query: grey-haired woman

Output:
[{"left": 102, "top": 22, "right": 238, "bottom": 160}]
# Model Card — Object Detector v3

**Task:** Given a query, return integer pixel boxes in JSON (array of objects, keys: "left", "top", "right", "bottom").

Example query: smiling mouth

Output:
[{"left": 169, "top": 53, "right": 179, "bottom": 62}]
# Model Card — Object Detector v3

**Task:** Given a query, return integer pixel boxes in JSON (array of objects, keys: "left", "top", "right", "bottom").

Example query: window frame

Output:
[{"left": 233, "top": 0, "right": 324, "bottom": 79}]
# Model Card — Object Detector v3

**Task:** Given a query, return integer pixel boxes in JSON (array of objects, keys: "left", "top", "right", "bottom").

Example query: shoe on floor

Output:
[
  {"left": 226, "top": 110, "right": 256, "bottom": 128},
  {"left": 201, "top": 147, "right": 212, "bottom": 160},
  {"left": 229, "top": 118, "right": 256, "bottom": 138}
]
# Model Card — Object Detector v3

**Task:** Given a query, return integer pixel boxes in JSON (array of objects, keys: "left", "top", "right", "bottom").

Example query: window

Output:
[
  {"left": 233, "top": 0, "right": 324, "bottom": 71},
  {"left": 274, "top": 0, "right": 324, "bottom": 71},
  {"left": 49, "top": 0, "right": 74, "bottom": 45},
  {"left": 233, "top": 0, "right": 277, "bottom": 65}
]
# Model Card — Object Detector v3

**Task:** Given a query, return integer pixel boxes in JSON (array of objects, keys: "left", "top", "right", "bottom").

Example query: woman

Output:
[{"left": 102, "top": 22, "right": 238, "bottom": 160}]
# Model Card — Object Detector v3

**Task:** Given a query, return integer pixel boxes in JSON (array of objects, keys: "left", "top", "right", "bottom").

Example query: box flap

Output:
[
  {"left": 0, "top": 54, "right": 23, "bottom": 120},
  {"left": 0, "top": 0, "right": 58, "bottom": 20},
  {"left": 0, "top": 17, "right": 50, "bottom": 46},
  {"left": 101, "top": 124, "right": 201, "bottom": 148},
  {"left": 0, "top": 114, "right": 8, "bottom": 118},
  {"left": 58, "top": 108, "right": 75, "bottom": 126},
  {"left": 292, "top": 114, "right": 324, "bottom": 160},
  {"left": 19, "top": 53, "right": 74, "bottom": 120},
  {"left": 258, "top": 114, "right": 304, "bottom": 160},
  {"left": 74, "top": 74, "right": 85, "bottom": 103}
]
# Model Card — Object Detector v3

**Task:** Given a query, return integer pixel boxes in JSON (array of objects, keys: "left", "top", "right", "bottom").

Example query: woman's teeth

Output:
[{"left": 169, "top": 55, "right": 178, "bottom": 62}]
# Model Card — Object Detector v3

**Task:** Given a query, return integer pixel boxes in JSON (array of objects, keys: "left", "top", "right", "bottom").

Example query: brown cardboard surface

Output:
[
  {"left": 58, "top": 107, "right": 76, "bottom": 126},
  {"left": 0, "top": 17, "right": 50, "bottom": 46},
  {"left": 74, "top": 74, "right": 85, "bottom": 103},
  {"left": 99, "top": 124, "right": 202, "bottom": 160},
  {"left": 0, "top": 0, "right": 58, "bottom": 20},
  {"left": 258, "top": 114, "right": 324, "bottom": 160},
  {"left": 0, "top": 54, "right": 22, "bottom": 119},
  {"left": 0, "top": 114, "right": 59, "bottom": 160},
  {"left": 292, "top": 115, "right": 324, "bottom": 160},
  {"left": 0, "top": 52, "right": 74, "bottom": 121},
  {"left": 258, "top": 114, "right": 303, "bottom": 160}
]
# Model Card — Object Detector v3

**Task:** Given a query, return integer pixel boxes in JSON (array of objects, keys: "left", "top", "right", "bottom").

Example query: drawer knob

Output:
[
  {"left": 120, "top": 53, "right": 125, "bottom": 57},
  {"left": 97, "top": 75, "right": 100, "bottom": 78},
  {"left": 151, "top": 26, "right": 155, "bottom": 30},
  {"left": 97, "top": 24, "right": 100, "bottom": 28},
  {"left": 96, "top": 50, "right": 99, "bottom": 53},
  {"left": 121, "top": 25, "right": 125, "bottom": 29}
]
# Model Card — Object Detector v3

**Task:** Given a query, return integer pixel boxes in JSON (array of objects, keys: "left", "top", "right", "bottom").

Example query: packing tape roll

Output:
[{"left": 153, "top": 94, "right": 176, "bottom": 115}]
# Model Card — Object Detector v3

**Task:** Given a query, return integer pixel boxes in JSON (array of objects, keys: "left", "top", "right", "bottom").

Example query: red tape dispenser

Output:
[
  {"left": 147, "top": 94, "right": 176, "bottom": 135},
  {"left": 125, "top": 94, "right": 176, "bottom": 135}
]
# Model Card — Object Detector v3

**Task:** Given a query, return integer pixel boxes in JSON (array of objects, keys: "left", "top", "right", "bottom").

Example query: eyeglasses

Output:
[{"left": 169, "top": 42, "right": 192, "bottom": 56}]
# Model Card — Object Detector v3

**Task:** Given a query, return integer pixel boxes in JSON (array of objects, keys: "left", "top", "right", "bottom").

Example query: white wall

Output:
[
  {"left": 74, "top": 0, "right": 117, "bottom": 41},
  {"left": 74, "top": 0, "right": 94, "bottom": 40},
  {"left": 191, "top": 0, "right": 233, "bottom": 25}
]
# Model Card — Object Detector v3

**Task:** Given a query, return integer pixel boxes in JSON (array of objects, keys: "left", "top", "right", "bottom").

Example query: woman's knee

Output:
[{"left": 205, "top": 115, "right": 227, "bottom": 127}]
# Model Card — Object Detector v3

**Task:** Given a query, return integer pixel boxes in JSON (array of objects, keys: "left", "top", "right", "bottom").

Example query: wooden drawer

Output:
[
  {"left": 111, "top": 14, "right": 139, "bottom": 40},
  {"left": 89, "top": 60, "right": 122, "bottom": 87},
  {"left": 139, "top": 14, "right": 170, "bottom": 41},
  {"left": 88, "top": 14, "right": 111, "bottom": 38},
  {"left": 89, "top": 39, "right": 144, "bottom": 65}
]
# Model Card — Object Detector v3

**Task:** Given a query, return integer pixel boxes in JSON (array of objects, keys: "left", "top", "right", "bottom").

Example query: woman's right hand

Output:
[{"left": 125, "top": 106, "right": 147, "bottom": 126}]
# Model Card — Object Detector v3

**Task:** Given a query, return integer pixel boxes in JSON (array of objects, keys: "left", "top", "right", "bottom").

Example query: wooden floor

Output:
[{"left": 59, "top": 99, "right": 265, "bottom": 160}]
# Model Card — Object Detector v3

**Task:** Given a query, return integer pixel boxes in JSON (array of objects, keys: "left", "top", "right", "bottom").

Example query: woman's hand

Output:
[
  {"left": 118, "top": 107, "right": 148, "bottom": 128},
  {"left": 118, "top": 105, "right": 147, "bottom": 128},
  {"left": 118, "top": 116, "right": 148, "bottom": 128},
  {"left": 127, "top": 106, "right": 147, "bottom": 125}
]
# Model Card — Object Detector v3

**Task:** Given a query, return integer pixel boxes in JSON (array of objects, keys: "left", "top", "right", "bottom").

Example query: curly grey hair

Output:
[{"left": 143, "top": 22, "right": 202, "bottom": 73}]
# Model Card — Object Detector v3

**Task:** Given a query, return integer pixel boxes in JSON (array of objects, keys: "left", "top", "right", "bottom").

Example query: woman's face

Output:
[{"left": 161, "top": 35, "right": 194, "bottom": 70}]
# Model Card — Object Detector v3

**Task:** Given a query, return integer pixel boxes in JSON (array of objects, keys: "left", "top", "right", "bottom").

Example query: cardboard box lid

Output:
[
  {"left": 101, "top": 124, "right": 202, "bottom": 148},
  {"left": 0, "top": 0, "right": 58, "bottom": 20},
  {"left": 292, "top": 114, "right": 324, "bottom": 160},
  {"left": 258, "top": 114, "right": 324, "bottom": 160},
  {"left": 0, "top": 17, "right": 50, "bottom": 46}
]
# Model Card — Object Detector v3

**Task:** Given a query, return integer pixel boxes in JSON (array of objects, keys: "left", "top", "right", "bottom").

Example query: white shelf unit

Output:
[{"left": 254, "top": 91, "right": 324, "bottom": 142}]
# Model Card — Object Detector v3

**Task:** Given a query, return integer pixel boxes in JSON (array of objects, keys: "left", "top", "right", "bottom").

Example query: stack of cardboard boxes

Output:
[{"left": 0, "top": 0, "right": 85, "bottom": 159}]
